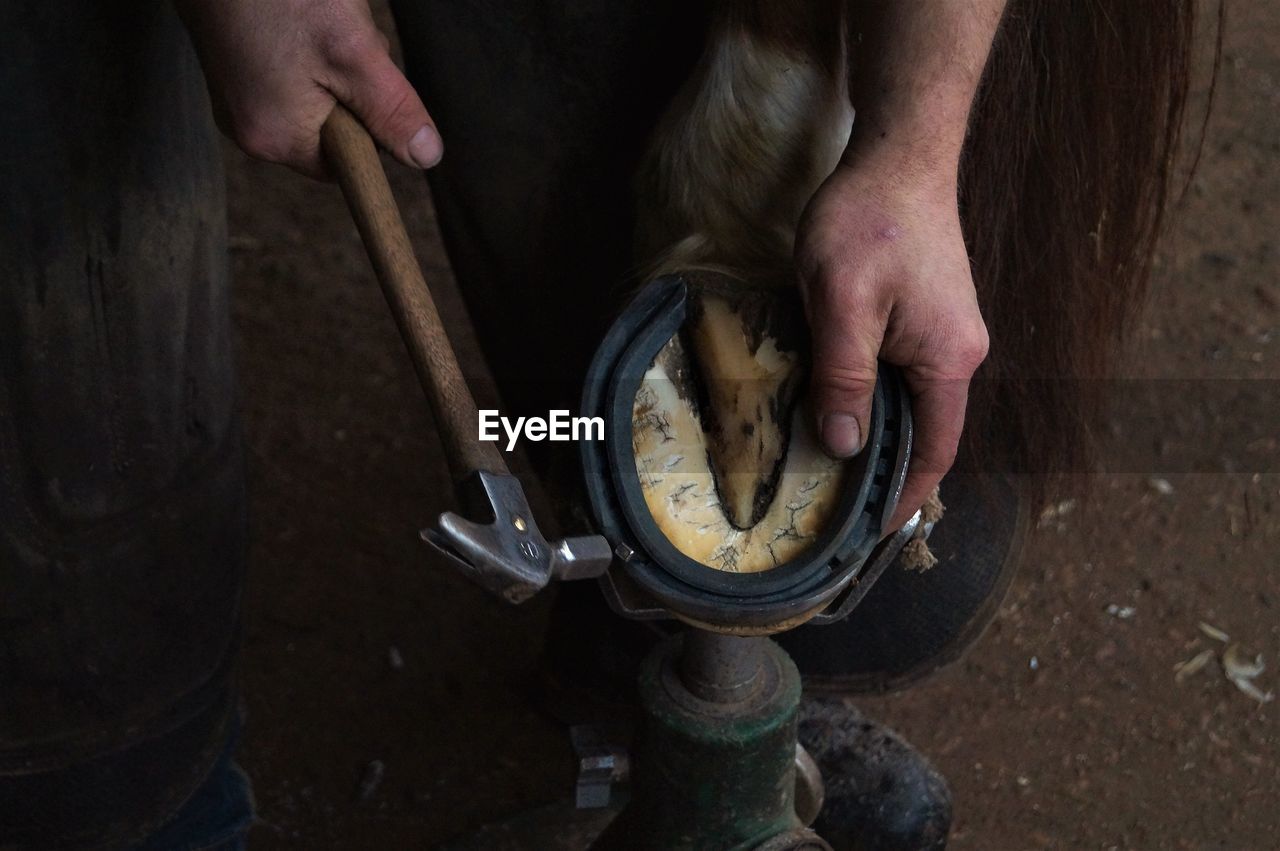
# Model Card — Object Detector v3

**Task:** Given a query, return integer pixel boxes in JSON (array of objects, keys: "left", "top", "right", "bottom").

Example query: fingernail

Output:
[
  {"left": 821, "top": 413, "right": 862, "bottom": 458},
  {"left": 408, "top": 125, "right": 442, "bottom": 169}
]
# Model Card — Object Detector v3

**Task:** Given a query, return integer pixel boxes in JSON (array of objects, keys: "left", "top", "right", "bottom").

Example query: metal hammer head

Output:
[{"left": 422, "top": 470, "right": 613, "bottom": 604}]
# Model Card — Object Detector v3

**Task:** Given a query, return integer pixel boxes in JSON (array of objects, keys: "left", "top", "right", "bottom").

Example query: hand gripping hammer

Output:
[{"left": 320, "top": 106, "right": 612, "bottom": 604}]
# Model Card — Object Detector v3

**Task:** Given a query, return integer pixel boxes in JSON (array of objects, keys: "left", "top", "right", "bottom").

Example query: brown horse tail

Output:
[{"left": 960, "top": 0, "right": 1222, "bottom": 503}]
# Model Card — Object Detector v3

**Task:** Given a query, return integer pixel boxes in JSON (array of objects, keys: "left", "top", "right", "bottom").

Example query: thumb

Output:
[
  {"left": 333, "top": 49, "right": 443, "bottom": 170},
  {"left": 807, "top": 299, "right": 886, "bottom": 459}
]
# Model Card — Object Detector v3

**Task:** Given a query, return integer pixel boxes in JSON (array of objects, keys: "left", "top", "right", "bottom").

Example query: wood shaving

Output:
[
  {"left": 1223, "top": 643, "right": 1266, "bottom": 679},
  {"left": 901, "top": 537, "right": 939, "bottom": 572},
  {"left": 1037, "top": 499, "right": 1076, "bottom": 526},
  {"left": 900, "top": 486, "right": 943, "bottom": 571},
  {"left": 1223, "top": 643, "right": 1273, "bottom": 703},
  {"left": 1198, "top": 621, "right": 1230, "bottom": 643},
  {"left": 1229, "top": 676, "right": 1275, "bottom": 704},
  {"left": 1173, "top": 649, "right": 1214, "bottom": 683},
  {"left": 920, "top": 486, "right": 945, "bottom": 525},
  {"left": 1176, "top": 626, "right": 1274, "bottom": 704}
]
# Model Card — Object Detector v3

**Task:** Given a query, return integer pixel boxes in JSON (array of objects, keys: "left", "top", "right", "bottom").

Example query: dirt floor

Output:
[{"left": 229, "top": 3, "right": 1278, "bottom": 849}]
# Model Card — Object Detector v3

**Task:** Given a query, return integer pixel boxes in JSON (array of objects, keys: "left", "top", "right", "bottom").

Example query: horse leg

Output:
[{"left": 631, "top": 0, "right": 855, "bottom": 566}]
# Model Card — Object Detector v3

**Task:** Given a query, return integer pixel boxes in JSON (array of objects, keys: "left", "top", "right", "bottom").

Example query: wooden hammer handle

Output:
[{"left": 321, "top": 105, "right": 507, "bottom": 482}]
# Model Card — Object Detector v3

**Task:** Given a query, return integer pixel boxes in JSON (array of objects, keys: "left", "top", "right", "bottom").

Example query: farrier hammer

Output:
[{"left": 320, "top": 105, "right": 612, "bottom": 603}]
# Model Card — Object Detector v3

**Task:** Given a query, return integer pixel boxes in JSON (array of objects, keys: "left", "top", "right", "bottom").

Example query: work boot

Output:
[{"left": 799, "top": 699, "right": 951, "bottom": 851}]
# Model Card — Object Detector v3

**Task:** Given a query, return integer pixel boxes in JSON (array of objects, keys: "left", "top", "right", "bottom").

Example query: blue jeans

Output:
[{"left": 134, "top": 725, "right": 254, "bottom": 851}]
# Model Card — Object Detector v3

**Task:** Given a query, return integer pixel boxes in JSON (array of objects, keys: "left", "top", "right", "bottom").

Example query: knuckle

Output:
[
  {"left": 814, "top": 364, "right": 878, "bottom": 398},
  {"left": 813, "top": 275, "right": 890, "bottom": 325},
  {"left": 920, "top": 309, "right": 988, "bottom": 373},
  {"left": 321, "top": 26, "right": 380, "bottom": 69},
  {"left": 953, "top": 321, "right": 990, "bottom": 368},
  {"left": 365, "top": 86, "right": 415, "bottom": 136},
  {"left": 232, "top": 113, "right": 311, "bottom": 169},
  {"left": 936, "top": 442, "right": 960, "bottom": 470},
  {"left": 233, "top": 117, "right": 283, "bottom": 162},
  {"left": 914, "top": 445, "right": 958, "bottom": 479},
  {"left": 931, "top": 447, "right": 962, "bottom": 473}
]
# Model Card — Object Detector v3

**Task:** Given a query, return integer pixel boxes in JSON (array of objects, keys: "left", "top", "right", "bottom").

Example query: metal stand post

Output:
[{"left": 591, "top": 630, "right": 830, "bottom": 851}]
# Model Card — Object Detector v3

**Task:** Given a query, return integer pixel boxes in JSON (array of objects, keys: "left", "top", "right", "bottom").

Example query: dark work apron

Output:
[{"left": 0, "top": 1, "right": 244, "bottom": 846}]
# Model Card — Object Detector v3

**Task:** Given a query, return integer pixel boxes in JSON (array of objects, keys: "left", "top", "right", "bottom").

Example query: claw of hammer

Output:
[
  {"left": 320, "top": 109, "right": 612, "bottom": 606},
  {"left": 421, "top": 470, "right": 614, "bottom": 604}
]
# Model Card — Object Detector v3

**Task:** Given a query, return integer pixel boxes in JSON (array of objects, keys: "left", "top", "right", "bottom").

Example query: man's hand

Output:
[
  {"left": 799, "top": 0, "right": 1007, "bottom": 531},
  {"left": 175, "top": 0, "right": 441, "bottom": 178},
  {"left": 797, "top": 155, "right": 988, "bottom": 533}
]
